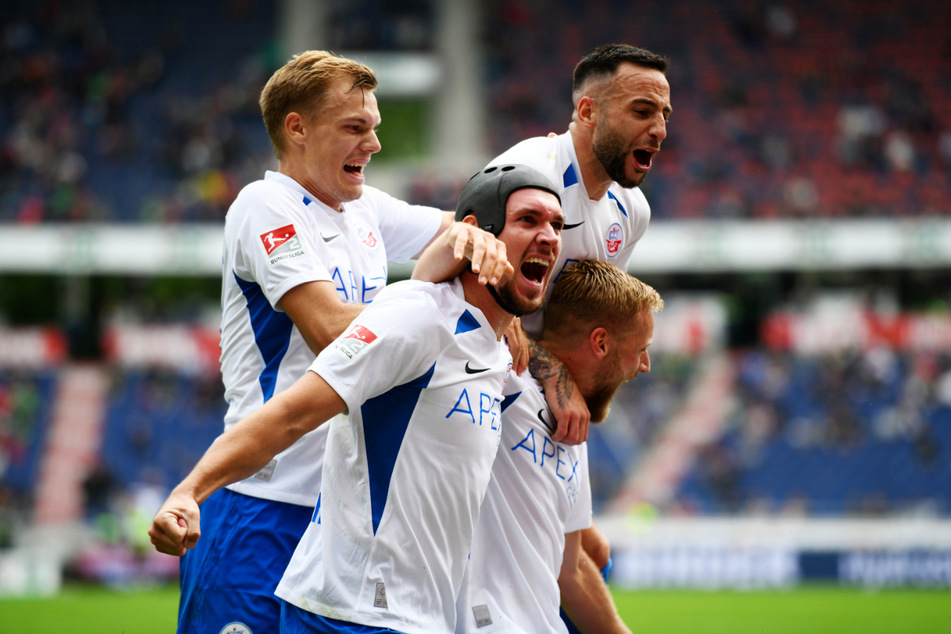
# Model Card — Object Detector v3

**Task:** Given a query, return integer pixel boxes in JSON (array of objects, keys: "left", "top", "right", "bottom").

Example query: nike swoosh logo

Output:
[
  {"left": 321, "top": 234, "right": 340, "bottom": 243},
  {"left": 537, "top": 409, "right": 555, "bottom": 433},
  {"left": 563, "top": 221, "right": 585, "bottom": 230},
  {"left": 465, "top": 362, "right": 490, "bottom": 374}
]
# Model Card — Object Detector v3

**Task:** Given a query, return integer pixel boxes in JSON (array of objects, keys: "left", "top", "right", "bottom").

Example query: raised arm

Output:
[
  {"left": 148, "top": 371, "right": 345, "bottom": 556},
  {"left": 559, "top": 529, "right": 631, "bottom": 634}
]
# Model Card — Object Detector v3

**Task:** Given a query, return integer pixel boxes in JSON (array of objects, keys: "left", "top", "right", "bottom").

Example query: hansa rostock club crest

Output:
[{"left": 605, "top": 222, "right": 623, "bottom": 257}]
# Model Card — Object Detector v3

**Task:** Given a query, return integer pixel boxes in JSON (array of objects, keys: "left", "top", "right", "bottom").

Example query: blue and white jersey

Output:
[
  {"left": 276, "top": 278, "right": 511, "bottom": 634},
  {"left": 219, "top": 170, "right": 442, "bottom": 506},
  {"left": 488, "top": 132, "right": 650, "bottom": 337},
  {"left": 455, "top": 367, "right": 591, "bottom": 634}
]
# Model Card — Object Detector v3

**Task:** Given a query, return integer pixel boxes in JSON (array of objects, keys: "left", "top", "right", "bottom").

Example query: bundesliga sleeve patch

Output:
[
  {"left": 332, "top": 324, "right": 378, "bottom": 361},
  {"left": 260, "top": 223, "right": 305, "bottom": 265}
]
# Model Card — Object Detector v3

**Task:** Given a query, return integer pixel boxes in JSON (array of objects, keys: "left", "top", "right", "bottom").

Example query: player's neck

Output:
[
  {"left": 569, "top": 126, "right": 612, "bottom": 201},
  {"left": 278, "top": 162, "right": 345, "bottom": 211},
  {"left": 460, "top": 273, "right": 514, "bottom": 340}
]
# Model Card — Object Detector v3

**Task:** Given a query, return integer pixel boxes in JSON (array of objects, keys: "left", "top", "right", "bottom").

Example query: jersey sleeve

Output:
[
  {"left": 230, "top": 182, "right": 333, "bottom": 309},
  {"left": 309, "top": 281, "right": 448, "bottom": 409},
  {"left": 361, "top": 186, "right": 444, "bottom": 263}
]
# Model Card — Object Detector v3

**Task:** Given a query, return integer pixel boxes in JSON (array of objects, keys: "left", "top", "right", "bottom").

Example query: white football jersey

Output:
[
  {"left": 219, "top": 171, "right": 442, "bottom": 506},
  {"left": 276, "top": 278, "right": 512, "bottom": 634},
  {"left": 488, "top": 132, "right": 650, "bottom": 337},
  {"left": 455, "top": 367, "right": 592, "bottom": 634}
]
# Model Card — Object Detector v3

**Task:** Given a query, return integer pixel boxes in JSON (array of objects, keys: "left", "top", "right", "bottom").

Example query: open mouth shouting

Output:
[
  {"left": 519, "top": 254, "right": 554, "bottom": 292},
  {"left": 491, "top": 251, "right": 556, "bottom": 317},
  {"left": 633, "top": 147, "right": 657, "bottom": 172},
  {"left": 344, "top": 160, "right": 368, "bottom": 181}
]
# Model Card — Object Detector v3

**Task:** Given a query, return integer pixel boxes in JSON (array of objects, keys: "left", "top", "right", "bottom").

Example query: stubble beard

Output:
[
  {"left": 593, "top": 119, "right": 644, "bottom": 189},
  {"left": 585, "top": 349, "right": 632, "bottom": 422},
  {"left": 584, "top": 382, "right": 620, "bottom": 423},
  {"left": 488, "top": 279, "right": 543, "bottom": 318}
]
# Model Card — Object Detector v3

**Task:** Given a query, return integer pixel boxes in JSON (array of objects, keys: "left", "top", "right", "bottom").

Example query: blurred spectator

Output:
[
  {"left": 82, "top": 462, "right": 116, "bottom": 521},
  {"left": 3, "top": 0, "right": 949, "bottom": 223},
  {"left": 0, "top": 0, "right": 275, "bottom": 223}
]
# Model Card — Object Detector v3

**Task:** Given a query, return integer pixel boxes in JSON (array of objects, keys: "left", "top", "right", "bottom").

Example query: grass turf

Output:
[
  {"left": 613, "top": 586, "right": 951, "bottom": 634},
  {"left": 1, "top": 583, "right": 948, "bottom": 633}
]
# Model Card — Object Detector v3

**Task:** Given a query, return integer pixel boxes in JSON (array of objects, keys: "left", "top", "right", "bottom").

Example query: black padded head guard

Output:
[{"left": 454, "top": 164, "right": 561, "bottom": 236}]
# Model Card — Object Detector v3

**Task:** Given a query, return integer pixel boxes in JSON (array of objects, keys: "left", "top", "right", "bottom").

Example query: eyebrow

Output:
[
  {"left": 342, "top": 115, "right": 381, "bottom": 127},
  {"left": 511, "top": 204, "right": 564, "bottom": 223},
  {"left": 633, "top": 97, "right": 673, "bottom": 116}
]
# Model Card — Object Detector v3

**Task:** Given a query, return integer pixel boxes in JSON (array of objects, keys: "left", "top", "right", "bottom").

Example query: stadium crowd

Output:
[{"left": 2, "top": 0, "right": 950, "bottom": 223}]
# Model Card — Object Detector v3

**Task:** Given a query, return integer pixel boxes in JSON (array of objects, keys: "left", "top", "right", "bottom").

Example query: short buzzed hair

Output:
[
  {"left": 572, "top": 44, "right": 669, "bottom": 103},
  {"left": 542, "top": 260, "right": 663, "bottom": 343},
  {"left": 258, "top": 50, "right": 378, "bottom": 159}
]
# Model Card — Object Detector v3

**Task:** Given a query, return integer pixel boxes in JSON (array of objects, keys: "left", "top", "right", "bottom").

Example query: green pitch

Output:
[
  {"left": 1, "top": 584, "right": 948, "bottom": 633},
  {"left": 613, "top": 586, "right": 950, "bottom": 633}
]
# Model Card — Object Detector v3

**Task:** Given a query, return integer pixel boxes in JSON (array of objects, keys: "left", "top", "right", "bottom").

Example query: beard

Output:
[
  {"left": 592, "top": 119, "right": 644, "bottom": 189},
  {"left": 488, "top": 279, "right": 543, "bottom": 317},
  {"left": 584, "top": 381, "right": 621, "bottom": 423},
  {"left": 585, "top": 346, "right": 632, "bottom": 422}
]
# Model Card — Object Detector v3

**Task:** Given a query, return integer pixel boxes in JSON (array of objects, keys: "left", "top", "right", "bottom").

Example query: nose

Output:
[
  {"left": 650, "top": 115, "right": 667, "bottom": 143},
  {"left": 364, "top": 129, "right": 382, "bottom": 154},
  {"left": 537, "top": 221, "right": 560, "bottom": 246}
]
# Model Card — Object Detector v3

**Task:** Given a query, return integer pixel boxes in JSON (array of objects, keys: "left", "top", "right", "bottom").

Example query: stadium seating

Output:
[
  {"left": 678, "top": 349, "right": 951, "bottom": 515},
  {"left": 0, "top": 369, "right": 57, "bottom": 499},
  {"left": 1, "top": 0, "right": 949, "bottom": 222},
  {"left": 0, "top": 0, "right": 276, "bottom": 223},
  {"left": 98, "top": 368, "right": 226, "bottom": 499}
]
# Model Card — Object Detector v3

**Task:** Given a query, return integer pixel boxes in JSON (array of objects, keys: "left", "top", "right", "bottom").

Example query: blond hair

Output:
[
  {"left": 542, "top": 260, "right": 663, "bottom": 342},
  {"left": 258, "top": 50, "right": 377, "bottom": 159}
]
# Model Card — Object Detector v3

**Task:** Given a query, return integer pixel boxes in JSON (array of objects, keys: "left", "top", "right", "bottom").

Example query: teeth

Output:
[{"left": 524, "top": 257, "right": 550, "bottom": 267}]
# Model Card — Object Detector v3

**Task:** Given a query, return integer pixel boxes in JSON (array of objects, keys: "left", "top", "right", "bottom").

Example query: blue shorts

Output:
[
  {"left": 177, "top": 488, "right": 313, "bottom": 634},
  {"left": 281, "top": 601, "right": 404, "bottom": 633}
]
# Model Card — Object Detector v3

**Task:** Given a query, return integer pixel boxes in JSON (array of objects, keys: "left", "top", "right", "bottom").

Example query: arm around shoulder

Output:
[
  {"left": 528, "top": 337, "right": 590, "bottom": 444},
  {"left": 411, "top": 217, "right": 512, "bottom": 286}
]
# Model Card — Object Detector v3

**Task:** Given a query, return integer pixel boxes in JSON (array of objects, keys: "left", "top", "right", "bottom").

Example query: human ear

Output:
[
  {"left": 589, "top": 326, "right": 609, "bottom": 359},
  {"left": 284, "top": 112, "right": 305, "bottom": 147},
  {"left": 576, "top": 96, "right": 598, "bottom": 127}
]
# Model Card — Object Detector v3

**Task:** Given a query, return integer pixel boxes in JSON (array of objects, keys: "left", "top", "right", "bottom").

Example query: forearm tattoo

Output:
[{"left": 527, "top": 338, "right": 574, "bottom": 410}]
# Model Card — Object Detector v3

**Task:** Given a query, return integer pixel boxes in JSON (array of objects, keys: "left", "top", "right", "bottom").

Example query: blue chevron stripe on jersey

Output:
[
  {"left": 607, "top": 190, "right": 629, "bottom": 217},
  {"left": 361, "top": 363, "right": 437, "bottom": 534},
  {"left": 455, "top": 309, "right": 482, "bottom": 334},
  {"left": 562, "top": 163, "right": 578, "bottom": 188},
  {"left": 234, "top": 272, "right": 294, "bottom": 402},
  {"left": 500, "top": 391, "right": 522, "bottom": 413}
]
